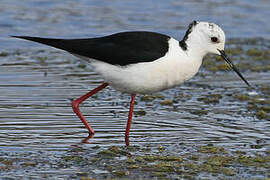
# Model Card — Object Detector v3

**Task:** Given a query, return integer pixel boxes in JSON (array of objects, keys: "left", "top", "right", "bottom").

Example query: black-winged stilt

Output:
[{"left": 12, "top": 21, "right": 250, "bottom": 146}]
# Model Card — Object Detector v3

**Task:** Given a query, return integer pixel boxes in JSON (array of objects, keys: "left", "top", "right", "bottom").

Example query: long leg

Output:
[
  {"left": 72, "top": 82, "right": 109, "bottom": 135},
  {"left": 125, "top": 94, "right": 136, "bottom": 146}
]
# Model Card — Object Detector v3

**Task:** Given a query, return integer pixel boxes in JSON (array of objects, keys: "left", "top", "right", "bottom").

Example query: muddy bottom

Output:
[{"left": 0, "top": 38, "right": 269, "bottom": 179}]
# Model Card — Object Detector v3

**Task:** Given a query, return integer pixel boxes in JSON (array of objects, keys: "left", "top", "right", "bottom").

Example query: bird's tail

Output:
[{"left": 11, "top": 36, "right": 69, "bottom": 51}]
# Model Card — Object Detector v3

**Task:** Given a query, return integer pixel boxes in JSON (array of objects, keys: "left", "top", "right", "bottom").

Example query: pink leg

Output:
[
  {"left": 72, "top": 82, "right": 109, "bottom": 135},
  {"left": 125, "top": 94, "right": 136, "bottom": 146}
]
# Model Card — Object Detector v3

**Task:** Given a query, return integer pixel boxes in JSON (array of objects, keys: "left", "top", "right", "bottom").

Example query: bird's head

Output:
[
  {"left": 192, "top": 21, "right": 226, "bottom": 55},
  {"left": 182, "top": 21, "right": 250, "bottom": 86}
]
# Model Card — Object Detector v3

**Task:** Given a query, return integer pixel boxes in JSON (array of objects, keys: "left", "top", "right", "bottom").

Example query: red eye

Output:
[{"left": 211, "top": 37, "right": 218, "bottom": 43}]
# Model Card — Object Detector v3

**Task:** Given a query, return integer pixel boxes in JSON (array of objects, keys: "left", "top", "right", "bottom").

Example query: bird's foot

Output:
[{"left": 82, "top": 133, "right": 94, "bottom": 143}]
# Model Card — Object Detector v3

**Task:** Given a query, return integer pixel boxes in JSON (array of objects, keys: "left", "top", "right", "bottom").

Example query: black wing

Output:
[{"left": 12, "top": 31, "right": 170, "bottom": 66}]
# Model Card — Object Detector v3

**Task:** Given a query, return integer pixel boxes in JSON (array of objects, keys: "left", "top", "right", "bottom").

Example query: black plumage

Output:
[{"left": 12, "top": 31, "right": 170, "bottom": 66}]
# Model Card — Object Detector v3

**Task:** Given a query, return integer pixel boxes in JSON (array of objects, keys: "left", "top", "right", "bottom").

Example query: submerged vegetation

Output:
[
  {"left": 203, "top": 38, "right": 270, "bottom": 72},
  {"left": 2, "top": 144, "right": 270, "bottom": 179}
]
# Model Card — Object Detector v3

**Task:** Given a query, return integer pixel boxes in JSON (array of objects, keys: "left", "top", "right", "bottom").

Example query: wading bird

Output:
[{"left": 12, "top": 21, "right": 250, "bottom": 146}]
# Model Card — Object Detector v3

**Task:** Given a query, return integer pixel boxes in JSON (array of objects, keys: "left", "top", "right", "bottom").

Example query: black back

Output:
[{"left": 12, "top": 31, "right": 170, "bottom": 66}]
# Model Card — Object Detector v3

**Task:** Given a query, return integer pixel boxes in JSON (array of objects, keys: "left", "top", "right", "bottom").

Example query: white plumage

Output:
[{"left": 87, "top": 37, "right": 203, "bottom": 94}]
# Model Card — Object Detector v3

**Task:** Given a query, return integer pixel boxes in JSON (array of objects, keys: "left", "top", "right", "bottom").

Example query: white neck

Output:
[{"left": 184, "top": 32, "right": 208, "bottom": 59}]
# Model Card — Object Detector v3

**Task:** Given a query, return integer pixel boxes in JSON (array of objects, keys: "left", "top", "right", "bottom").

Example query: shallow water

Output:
[
  {"left": 0, "top": 0, "right": 270, "bottom": 179},
  {"left": 0, "top": 48, "right": 268, "bottom": 150}
]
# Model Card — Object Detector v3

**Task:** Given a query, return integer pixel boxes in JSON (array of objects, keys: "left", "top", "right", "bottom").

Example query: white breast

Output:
[{"left": 86, "top": 38, "right": 203, "bottom": 94}]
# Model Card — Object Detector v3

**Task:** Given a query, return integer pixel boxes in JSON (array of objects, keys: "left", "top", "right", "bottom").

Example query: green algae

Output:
[
  {"left": 62, "top": 155, "right": 84, "bottom": 162},
  {"left": 261, "top": 85, "right": 270, "bottom": 95},
  {"left": 0, "top": 52, "right": 8, "bottom": 56},
  {"left": 191, "top": 109, "right": 208, "bottom": 116},
  {"left": 234, "top": 94, "right": 251, "bottom": 101},
  {"left": 98, "top": 150, "right": 117, "bottom": 158},
  {"left": 127, "top": 164, "right": 140, "bottom": 169},
  {"left": 197, "top": 94, "right": 223, "bottom": 104},
  {"left": 113, "top": 170, "right": 130, "bottom": 177},
  {"left": 135, "top": 109, "right": 146, "bottom": 116},
  {"left": 237, "top": 154, "right": 267, "bottom": 166},
  {"left": 226, "top": 47, "right": 244, "bottom": 56},
  {"left": 2, "top": 144, "right": 270, "bottom": 179},
  {"left": 140, "top": 95, "right": 155, "bottom": 102},
  {"left": 36, "top": 56, "right": 48, "bottom": 62},
  {"left": 21, "top": 161, "right": 38, "bottom": 167},
  {"left": 135, "top": 156, "right": 144, "bottom": 163},
  {"left": 232, "top": 92, "right": 270, "bottom": 120},
  {"left": 208, "top": 63, "right": 230, "bottom": 72},
  {"left": 137, "top": 155, "right": 183, "bottom": 163},
  {"left": 91, "top": 145, "right": 255, "bottom": 178},
  {"left": 160, "top": 99, "right": 173, "bottom": 106},
  {"left": 202, "top": 42, "right": 270, "bottom": 73},
  {"left": 0, "top": 158, "right": 13, "bottom": 166},
  {"left": 255, "top": 110, "right": 268, "bottom": 120},
  {"left": 153, "top": 162, "right": 175, "bottom": 172},
  {"left": 226, "top": 38, "right": 261, "bottom": 45},
  {"left": 78, "top": 63, "right": 86, "bottom": 68},
  {"left": 158, "top": 145, "right": 165, "bottom": 152},
  {"left": 246, "top": 48, "right": 270, "bottom": 58},
  {"left": 152, "top": 171, "right": 167, "bottom": 177},
  {"left": 204, "top": 155, "right": 234, "bottom": 166},
  {"left": 98, "top": 146, "right": 129, "bottom": 158},
  {"left": 155, "top": 93, "right": 164, "bottom": 99},
  {"left": 199, "top": 145, "right": 227, "bottom": 154},
  {"left": 251, "top": 65, "right": 270, "bottom": 72}
]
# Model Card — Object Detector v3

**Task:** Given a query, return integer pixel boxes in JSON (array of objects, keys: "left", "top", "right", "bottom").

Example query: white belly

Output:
[
  {"left": 80, "top": 38, "right": 203, "bottom": 94},
  {"left": 92, "top": 63, "right": 193, "bottom": 94}
]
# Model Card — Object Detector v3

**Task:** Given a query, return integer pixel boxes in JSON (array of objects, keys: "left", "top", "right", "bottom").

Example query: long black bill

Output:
[{"left": 218, "top": 49, "right": 250, "bottom": 86}]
